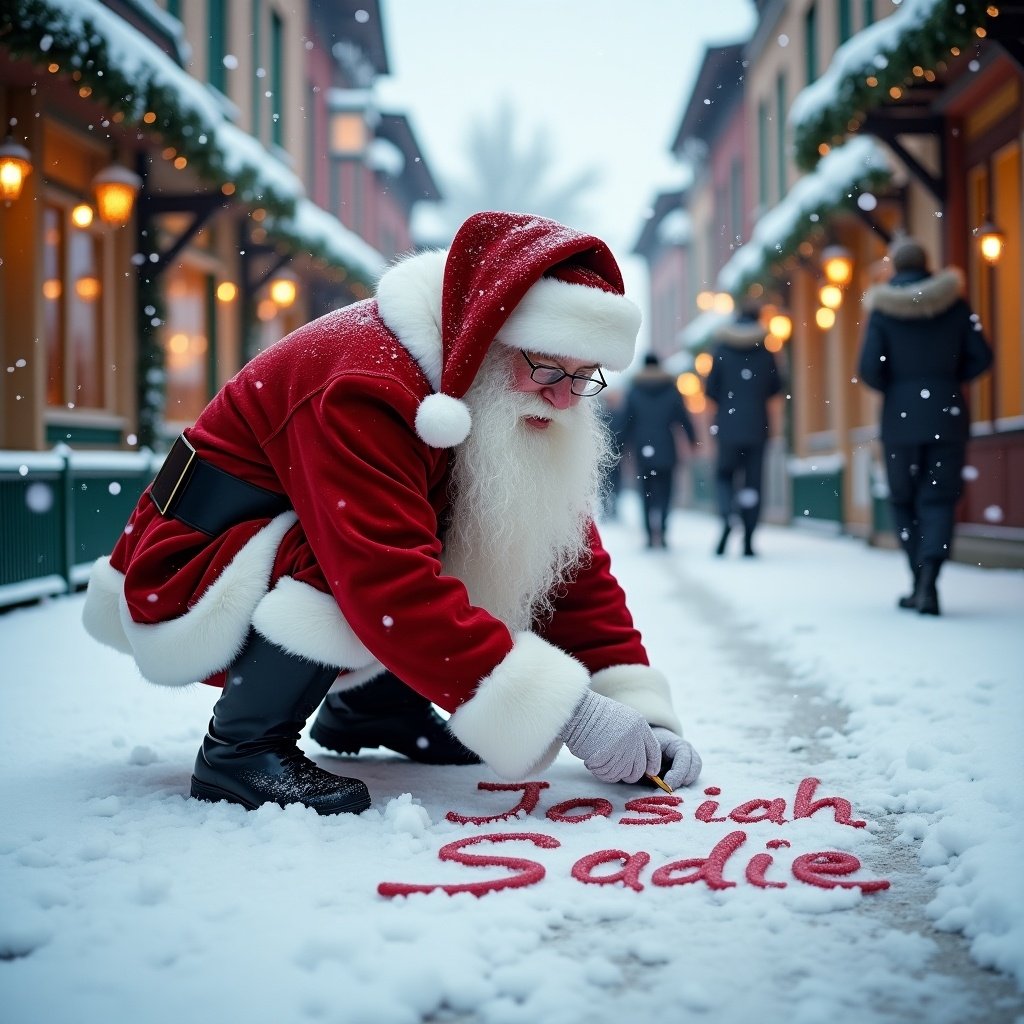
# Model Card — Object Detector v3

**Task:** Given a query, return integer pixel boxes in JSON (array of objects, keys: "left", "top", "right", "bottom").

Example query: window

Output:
[
  {"left": 730, "top": 156, "right": 744, "bottom": 243},
  {"left": 758, "top": 100, "right": 770, "bottom": 208},
  {"left": 805, "top": 3, "right": 818, "bottom": 84},
  {"left": 162, "top": 265, "right": 211, "bottom": 425},
  {"left": 252, "top": 0, "right": 263, "bottom": 139},
  {"left": 271, "top": 10, "right": 284, "bottom": 148},
  {"left": 838, "top": 0, "right": 853, "bottom": 44},
  {"left": 776, "top": 73, "right": 788, "bottom": 202},
  {"left": 43, "top": 203, "right": 107, "bottom": 410},
  {"left": 207, "top": 0, "right": 226, "bottom": 95}
]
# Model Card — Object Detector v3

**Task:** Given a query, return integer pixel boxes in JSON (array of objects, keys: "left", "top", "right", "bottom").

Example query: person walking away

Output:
[
  {"left": 621, "top": 353, "right": 696, "bottom": 549},
  {"left": 704, "top": 302, "right": 782, "bottom": 557},
  {"left": 81, "top": 211, "right": 702, "bottom": 816},
  {"left": 857, "top": 236, "right": 992, "bottom": 615},
  {"left": 596, "top": 388, "right": 626, "bottom": 521}
]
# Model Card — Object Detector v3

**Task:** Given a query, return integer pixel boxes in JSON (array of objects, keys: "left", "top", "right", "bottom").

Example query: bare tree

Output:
[{"left": 421, "top": 100, "right": 601, "bottom": 245}]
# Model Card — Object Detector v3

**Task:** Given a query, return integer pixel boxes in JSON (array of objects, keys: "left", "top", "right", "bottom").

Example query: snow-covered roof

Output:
[
  {"left": 10, "top": 0, "right": 382, "bottom": 284},
  {"left": 717, "top": 136, "right": 892, "bottom": 297},
  {"left": 789, "top": 0, "right": 987, "bottom": 170},
  {"left": 267, "top": 199, "right": 386, "bottom": 283},
  {"left": 657, "top": 209, "right": 693, "bottom": 247}
]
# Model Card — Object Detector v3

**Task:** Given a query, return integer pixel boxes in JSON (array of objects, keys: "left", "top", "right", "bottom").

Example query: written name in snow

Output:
[{"left": 378, "top": 776, "right": 891, "bottom": 898}]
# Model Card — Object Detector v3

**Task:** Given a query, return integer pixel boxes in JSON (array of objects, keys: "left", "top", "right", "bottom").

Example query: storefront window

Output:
[
  {"left": 163, "top": 265, "right": 211, "bottom": 425},
  {"left": 43, "top": 206, "right": 65, "bottom": 406},
  {"left": 43, "top": 202, "right": 105, "bottom": 410}
]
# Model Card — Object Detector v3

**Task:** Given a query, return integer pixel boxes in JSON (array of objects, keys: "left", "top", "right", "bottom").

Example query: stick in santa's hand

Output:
[{"left": 647, "top": 773, "right": 674, "bottom": 794}]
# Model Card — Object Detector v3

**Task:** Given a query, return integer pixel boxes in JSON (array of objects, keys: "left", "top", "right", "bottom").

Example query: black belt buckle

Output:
[{"left": 150, "top": 434, "right": 198, "bottom": 516}]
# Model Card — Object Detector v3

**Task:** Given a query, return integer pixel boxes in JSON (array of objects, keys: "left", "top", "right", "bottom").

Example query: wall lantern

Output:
[
  {"left": 976, "top": 221, "right": 1005, "bottom": 265},
  {"left": 712, "top": 292, "right": 734, "bottom": 315},
  {"left": 819, "top": 283, "right": 844, "bottom": 310},
  {"left": 328, "top": 89, "right": 378, "bottom": 159},
  {"left": 71, "top": 203, "right": 94, "bottom": 229},
  {"left": 815, "top": 307, "right": 836, "bottom": 330},
  {"left": 268, "top": 273, "right": 297, "bottom": 308},
  {"left": 768, "top": 313, "right": 793, "bottom": 342},
  {"left": 821, "top": 245, "right": 854, "bottom": 287},
  {"left": 0, "top": 136, "right": 32, "bottom": 203},
  {"left": 216, "top": 281, "right": 238, "bottom": 303},
  {"left": 91, "top": 164, "right": 142, "bottom": 227}
]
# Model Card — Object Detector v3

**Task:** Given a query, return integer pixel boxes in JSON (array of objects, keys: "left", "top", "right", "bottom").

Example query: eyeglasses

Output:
[{"left": 521, "top": 352, "right": 607, "bottom": 397}]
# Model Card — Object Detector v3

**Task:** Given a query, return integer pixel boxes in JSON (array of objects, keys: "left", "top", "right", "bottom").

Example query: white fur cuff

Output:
[
  {"left": 590, "top": 664, "right": 682, "bottom": 734},
  {"left": 447, "top": 631, "right": 589, "bottom": 780},
  {"left": 252, "top": 576, "right": 377, "bottom": 669}
]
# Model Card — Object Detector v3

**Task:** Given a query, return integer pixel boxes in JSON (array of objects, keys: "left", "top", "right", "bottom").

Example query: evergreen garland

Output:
[{"left": 792, "top": 0, "right": 989, "bottom": 172}]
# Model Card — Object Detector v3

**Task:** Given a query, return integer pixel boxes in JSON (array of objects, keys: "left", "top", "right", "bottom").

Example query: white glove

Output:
[
  {"left": 558, "top": 690, "right": 661, "bottom": 784},
  {"left": 652, "top": 726, "right": 702, "bottom": 788}
]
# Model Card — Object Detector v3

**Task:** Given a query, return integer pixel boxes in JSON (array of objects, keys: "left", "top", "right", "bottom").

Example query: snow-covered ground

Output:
[{"left": 1, "top": 497, "right": 1022, "bottom": 1024}]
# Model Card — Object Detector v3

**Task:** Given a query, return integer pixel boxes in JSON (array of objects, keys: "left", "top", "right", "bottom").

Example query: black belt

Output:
[{"left": 149, "top": 434, "right": 292, "bottom": 536}]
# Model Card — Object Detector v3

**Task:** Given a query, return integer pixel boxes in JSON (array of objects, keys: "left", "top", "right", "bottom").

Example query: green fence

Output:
[
  {"left": 789, "top": 462, "right": 844, "bottom": 528},
  {"left": 0, "top": 449, "right": 161, "bottom": 609}
]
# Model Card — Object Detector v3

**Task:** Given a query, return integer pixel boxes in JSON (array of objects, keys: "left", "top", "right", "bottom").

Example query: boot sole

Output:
[{"left": 189, "top": 775, "right": 371, "bottom": 815}]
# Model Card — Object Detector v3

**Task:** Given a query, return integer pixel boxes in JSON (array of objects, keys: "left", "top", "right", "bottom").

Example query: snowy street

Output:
[{"left": 1, "top": 498, "right": 1023, "bottom": 1024}]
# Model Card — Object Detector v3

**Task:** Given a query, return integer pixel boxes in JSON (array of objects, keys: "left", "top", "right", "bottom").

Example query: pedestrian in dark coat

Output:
[
  {"left": 621, "top": 353, "right": 696, "bottom": 548},
  {"left": 857, "top": 237, "right": 993, "bottom": 615},
  {"left": 704, "top": 305, "right": 782, "bottom": 557}
]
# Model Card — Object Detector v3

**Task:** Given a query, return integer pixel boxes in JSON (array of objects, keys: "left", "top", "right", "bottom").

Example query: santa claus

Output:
[{"left": 82, "top": 211, "right": 701, "bottom": 815}]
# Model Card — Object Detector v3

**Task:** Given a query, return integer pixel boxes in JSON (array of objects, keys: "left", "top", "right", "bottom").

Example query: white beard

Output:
[{"left": 440, "top": 346, "right": 613, "bottom": 632}]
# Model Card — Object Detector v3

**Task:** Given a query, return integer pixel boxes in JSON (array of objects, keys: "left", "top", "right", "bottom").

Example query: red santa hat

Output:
[{"left": 414, "top": 212, "right": 641, "bottom": 448}]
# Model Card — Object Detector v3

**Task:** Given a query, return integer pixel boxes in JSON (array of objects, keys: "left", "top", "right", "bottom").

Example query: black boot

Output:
[
  {"left": 898, "top": 568, "right": 921, "bottom": 609},
  {"left": 913, "top": 561, "right": 941, "bottom": 616},
  {"left": 715, "top": 523, "right": 731, "bottom": 556},
  {"left": 190, "top": 629, "right": 371, "bottom": 814},
  {"left": 311, "top": 672, "right": 480, "bottom": 765},
  {"left": 742, "top": 528, "right": 756, "bottom": 557}
]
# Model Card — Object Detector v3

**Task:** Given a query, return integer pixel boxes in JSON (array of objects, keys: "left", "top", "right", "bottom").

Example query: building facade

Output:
[
  {"left": 0, "top": 0, "right": 440, "bottom": 605},
  {"left": 637, "top": 0, "right": 1023, "bottom": 566}
]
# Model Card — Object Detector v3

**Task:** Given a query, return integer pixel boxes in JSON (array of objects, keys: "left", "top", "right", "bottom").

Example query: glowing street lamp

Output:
[
  {"left": 819, "top": 283, "right": 844, "bottom": 310},
  {"left": 91, "top": 164, "right": 142, "bottom": 227},
  {"left": 976, "top": 221, "right": 1005, "bottom": 265},
  {"left": 269, "top": 274, "right": 298, "bottom": 308},
  {"left": 821, "top": 245, "right": 854, "bottom": 287},
  {"left": 768, "top": 313, "right": 793, "bottom": 342},
  {"left": 0, "top": 136, "right": 32, "bottom": 203}
]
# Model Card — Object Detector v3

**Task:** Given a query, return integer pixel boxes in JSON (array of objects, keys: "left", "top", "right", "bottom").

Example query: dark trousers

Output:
[
  {"left": 885, "top": 440, "right": 965, "bottom": 570},
  {"left": 639, "top": 467, "right": 674, "bottom": 544},
  {"left": 716, "top": 442, "right": 765, "bottom": 535}
]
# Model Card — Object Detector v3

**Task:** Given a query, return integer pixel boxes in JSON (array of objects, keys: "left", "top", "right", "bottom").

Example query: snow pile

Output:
[{"left": 0, "top": 503, "right": 1021, "bottom": 1022}]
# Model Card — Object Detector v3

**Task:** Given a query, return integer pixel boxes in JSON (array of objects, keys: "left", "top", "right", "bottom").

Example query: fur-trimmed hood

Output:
[
  {"left": 711, "top": 318, "right": 766, "bottom": 349},
  {"left": 863, "top": 267, "right": 963, "bottom": 320}
]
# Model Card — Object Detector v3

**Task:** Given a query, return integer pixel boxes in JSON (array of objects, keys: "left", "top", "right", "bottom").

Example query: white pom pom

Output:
[{"left": 415, "top": 393, "right": 472, "bottom": 448}]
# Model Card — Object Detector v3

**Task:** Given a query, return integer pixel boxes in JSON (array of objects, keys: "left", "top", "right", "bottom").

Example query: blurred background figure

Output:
[
  {"left": 597, "top": 388, "right": 626, "bottom": 522},
  {"left": 857, "top": 237, "right": 993, "bottom": 616},
  {"left": 704, "top": 300, "right": 782, "bottom": 557},
  {"left": 621, "top": 353, "right": 696, "bottom": 549}
]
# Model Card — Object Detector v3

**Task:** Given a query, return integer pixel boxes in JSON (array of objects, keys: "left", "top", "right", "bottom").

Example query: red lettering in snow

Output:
[
  {"left": 444, "top": 781, "right": 549, "bottom": 825},
  {"left": 793, "top": 777, "right": 867, "bottom": 828},
  {"left": 790, "top": 851, "right": 890, "bottom": 892},
  {"left": 377, "top": 832, "right": 559, "bottom": 898},
  {"left": 572, "top": 849, "right": 652, "bottom": 891},
  {"left": 546, "top": 797, "right": 613, "bottom": 823},
  {"left": 618, "top": 795, "right": 684, "bottom": 825},
  {"left": 651, "top": 830, "right": 748, "bottom": 890}
]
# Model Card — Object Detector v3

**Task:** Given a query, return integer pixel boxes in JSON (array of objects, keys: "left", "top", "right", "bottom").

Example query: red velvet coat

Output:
[{"left": 83, "top": 219, "right": 681, "bottom": 779}]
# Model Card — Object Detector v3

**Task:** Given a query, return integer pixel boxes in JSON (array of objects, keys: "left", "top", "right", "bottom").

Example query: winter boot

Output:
[
  {"left": 898, "top": 568, "right": 921, "bottom": 609},
  {"left": 311, "top": 672, "right": 480, "bottom": 765},
  {"left": 742, "top": 527, "right": 756, "bottom": 558},
  {"left": 715, "top": 523, "right": 731, "bottom": 557},
  {"left": 913, "top": 561, "right": 941, "bottom": 616},
  {"left": 190, "top": 629, "right": 371, "bottom": 814}
]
